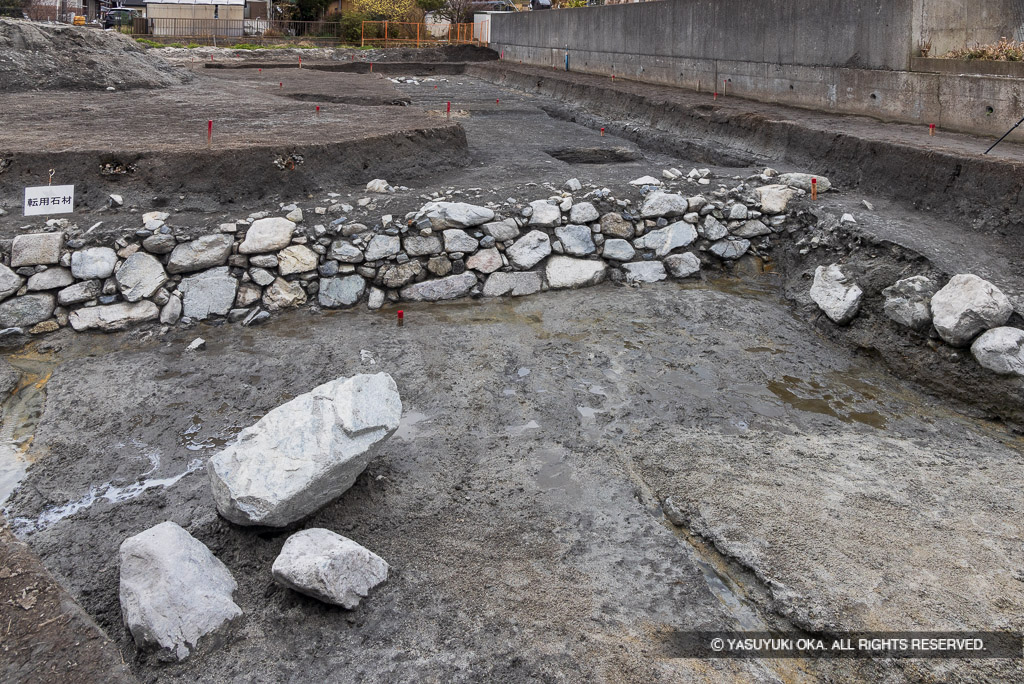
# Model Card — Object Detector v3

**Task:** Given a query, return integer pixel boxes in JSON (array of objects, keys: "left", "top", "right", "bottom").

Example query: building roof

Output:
[{"left": 143, "top": 0, "right": 245, "bottom": 5}]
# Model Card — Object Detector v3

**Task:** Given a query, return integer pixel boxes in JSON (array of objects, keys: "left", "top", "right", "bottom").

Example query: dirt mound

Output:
[{"left": 0, "top": 19, "right": 191, "bottom": 92}]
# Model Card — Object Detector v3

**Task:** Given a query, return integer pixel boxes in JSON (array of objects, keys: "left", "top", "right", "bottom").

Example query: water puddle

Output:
[
  {"left": 10, "top": 452, "right": 204, "bottom": 535},
  {"left": 766, "top": 372, "right": 888, "bottom": 429},
  {"left": 0, "top": 347, "right": 59, "bottom": 505},
  {"left": 534, "top": 448, "right": 582, "bottom": 497},
  {"left": 395, "top": 411, "right": 432, "bottom": 442},
  {"left": 507, "top": 420, "right": 540, "bottom": 436},
  {"left": 179, "top": 413, "right": 243, "bottom": 451}
]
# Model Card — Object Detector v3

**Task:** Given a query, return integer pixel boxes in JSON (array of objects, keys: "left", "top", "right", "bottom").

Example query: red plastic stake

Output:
[
  {"left": 299, "top": 57, "right": 302, "bottom": 69},
  {"left": 258, "top": 68, "right": 262, "bottom": 74},
  {"left": 316, "top": 105, "right": 320, "bottom": 117},
  {"left": 397, "top": 310, "right": 404, "bottom": 327},
  {"left": 714, "top": 91, "right": 718, "bottom": 101},
  {"left": 446, "top": 101, "right": 451, "bottom": 121},
  {"left": 496, "top": 98, "right": 500, "bottom": 105},
  {"left": 600, "top": 127, "right": 605, "bottom": 136},
  {"left": 207, "top": 120, "right": 212, "bottom": 147},
  {"left": 811, "top": 177, "right": 818, "bottom": 201},
  {"left": 929, "top": 123, "right": 936, "bottom": 136},
  {"left": 370, "top": 62, "right": 373, "bottom": 73},
  {"left": 279, "top": 82, "right": 283, "bottom": 89}
]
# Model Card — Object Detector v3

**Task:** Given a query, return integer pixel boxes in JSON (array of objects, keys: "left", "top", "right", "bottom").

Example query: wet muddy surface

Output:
[{"left": 4, "top": 276, "right": 1023, "bottom": 681}]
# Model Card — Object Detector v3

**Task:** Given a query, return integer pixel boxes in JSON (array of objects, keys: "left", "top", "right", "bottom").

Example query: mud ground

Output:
[
  {"left": 3, "top": 52, "right": 1024, "bottom": 683},
  {"left": 7, "top": 278, "right": 1024, "bottom": 683}
]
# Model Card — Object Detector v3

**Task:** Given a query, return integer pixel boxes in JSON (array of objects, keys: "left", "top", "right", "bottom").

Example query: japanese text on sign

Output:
[{"left": 24, "top": 185, "right": 75, "bottom": 216}]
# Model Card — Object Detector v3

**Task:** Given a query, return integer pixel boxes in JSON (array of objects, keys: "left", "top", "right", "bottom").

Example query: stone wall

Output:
[{"left": 0, "top": 173, "right": 809, "bottom": 340}]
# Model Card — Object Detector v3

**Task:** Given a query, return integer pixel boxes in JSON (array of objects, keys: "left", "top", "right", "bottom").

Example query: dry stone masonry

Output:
[{"left": 0, "top": 169, "right": 807, "bottom": 339}]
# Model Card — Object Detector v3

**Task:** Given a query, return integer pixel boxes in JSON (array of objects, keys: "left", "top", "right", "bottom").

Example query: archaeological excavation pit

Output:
[{"left": 3, "top": 13, "right": 1024, "bottom": 684}]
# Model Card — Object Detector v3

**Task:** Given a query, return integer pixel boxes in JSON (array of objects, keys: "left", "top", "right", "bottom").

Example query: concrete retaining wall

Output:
[
  {"left": 914, "top": 0, "right": 1024, "bottom": 57},
  {"left": 491, "top": 0, "right": 1024, "bottom": 140}
]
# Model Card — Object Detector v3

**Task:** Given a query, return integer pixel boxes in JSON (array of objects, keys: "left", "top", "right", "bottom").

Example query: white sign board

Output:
[{"left": 24, "top": 185, "right": 74, "bottom": 216}]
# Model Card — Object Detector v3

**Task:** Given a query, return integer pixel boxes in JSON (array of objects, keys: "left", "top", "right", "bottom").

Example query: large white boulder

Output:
[
  {"left": 930, "top": 274, "right": 1013, "bottom": 347},
  {"left": 272, "top": 529, "right": 389, "bottom": 609},
  {"left": 119, "top": 521, "right": 241, "bottom": 661},
  {"left": 208, "top": 373, "right": 402, "bottom": 527},
  {"left": 971, "top": 327, "right": 1024, "bottom": 376},
  {"left": 810, "top": 264, "right": 862, "bottom": 325}
]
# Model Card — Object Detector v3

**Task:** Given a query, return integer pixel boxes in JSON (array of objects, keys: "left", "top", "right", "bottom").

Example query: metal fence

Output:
[
  {"left": 130, "top": 18, "right": 350, "bottom": 44},
  {"left": 360, "top": 21, "right": 488, "bottom": 48}
]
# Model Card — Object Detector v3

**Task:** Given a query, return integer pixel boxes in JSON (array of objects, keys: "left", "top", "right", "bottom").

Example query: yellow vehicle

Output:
[{"left": 73, "top": 15, "right": 86, "bottom": 25}]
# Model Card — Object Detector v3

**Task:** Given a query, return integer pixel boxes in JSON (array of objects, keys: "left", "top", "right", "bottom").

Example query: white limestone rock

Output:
[
  {"left": 930, "top": 274, "right": 1013, "bottom": 347},
  {"left": 400, "top": 273, "right": 477, "bottom": 301},
  {"left": 568, "top": 201, "right": 599, "bottom": 224},
  {"left": 639, "top": 192, "right": 689, "bottom": 219},
  {"left": 208, "top": 373, "right": 402, "bottom": 527},
  {"left": 633, "top": 221, "right": 697, "bottom": 257},
  {"left": 507, "top": 230, "right": 552, "bottom": 269},
  {"left": 239, "top": 217, "right": 295, "bottom": 254},
  {"left": 421, "top": 201, "right": 495, "bottom": 229},
  {"left": 528, "top": 200, "right": 562, "bottom": 229},
  {"left": 810, "top": 263, "right": 862, "bottom": 325},
  {"left": 755, "top": 184, "right": 797, "bottom": 214},
  {"left": 622, "top": 261, "right": 667, "bottom": 283},
  {"left": 166, "top": 235, "right": 233, "bottom": 274},
  {"left": 971, "top": 327, "right": 1024, "bottom": 376},
  {"left": 482, "top": 271, "right": 543, "bottom": 297},
  {"left": 546, "top": 256, "right": 606, "bottom": 289},
  {"left": 272, "top": 529, "right": 389, "bottom": 609},
  {"left": 71, "top": 247, "right": 117, "bottom": 280},
  {"left": 119, "top": 521, "right": 241, "bottom": 662},
  {"left": 778, "top": 173, "right": 832, "bottom": 193},
  {"left": 554, "top": 224, "right": 596, "bottom": 256},
  {"left": 115, "top": 253, "right": 168, "bottom": 302},
  {"left": 179, "top": 267, "right": 238, "bottom": 320},
  {"left": 882, "top": 275, "right": 937, "bottom": 331},
  {"left": 664, "top": 252, "right": 702, "bottom": 278}
]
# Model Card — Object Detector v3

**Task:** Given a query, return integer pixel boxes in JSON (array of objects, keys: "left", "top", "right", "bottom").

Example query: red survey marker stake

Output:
[
  {"left": 397, "top": 310, "right": 404, "bottom": 327},
  {"left": 811, "top": 177, "right": 818, "bottom": 201},
  {"left": 207, "top": 120, "right": 212, "bottom": 147}
]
